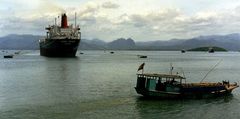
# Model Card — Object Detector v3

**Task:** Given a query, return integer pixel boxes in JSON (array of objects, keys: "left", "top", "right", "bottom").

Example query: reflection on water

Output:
[
  {"left": 0, "top": 50, "right": 240, "bottom": 119},
  {"left": 135, "top": 95, "right": 236, "bottom": 119}
]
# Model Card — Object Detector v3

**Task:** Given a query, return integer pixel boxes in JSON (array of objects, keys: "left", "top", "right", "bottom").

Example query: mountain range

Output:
[{"left": 1, "top": 33, "right": 240, "bottom": 51}]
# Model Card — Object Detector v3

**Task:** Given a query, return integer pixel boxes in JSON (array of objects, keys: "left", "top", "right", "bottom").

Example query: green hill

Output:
[{"left": 188, "top": 46, "right": 227, "bottom": 52}]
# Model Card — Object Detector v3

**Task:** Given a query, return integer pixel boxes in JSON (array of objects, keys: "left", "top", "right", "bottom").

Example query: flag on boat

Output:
[{"left": 138, "top": 63, "right": 145, "bottom": 71}]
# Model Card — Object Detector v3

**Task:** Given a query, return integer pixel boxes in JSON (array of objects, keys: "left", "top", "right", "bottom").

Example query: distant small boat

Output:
[
  {"left": 14, "top": 51, "right": 21, "bottom": 54},
  {"left": 110, "top": 51, "right": 114, "bottom": 54},
  {"left": 138, "top": 55, "right": 147, "bottom": 58},
  {"left": 4, "top": 55, "right": 13, "bottom": 58},
  {"left": 181, "top": 49, "right": 186, "bottom": 53},
  {"left": 208, "top": 47, "right": 214, "bottom": 53},
  {"left": 80, "top": 52, "right": 84, "bottom": 54}
]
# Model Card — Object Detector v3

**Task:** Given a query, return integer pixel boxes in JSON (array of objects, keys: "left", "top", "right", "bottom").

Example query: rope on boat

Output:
[
  {"left": 180, "top": 67, "right": 186, "bottom": 83},
  {"left": 200, "top": 59, "right": 222, "bottom": 83}
]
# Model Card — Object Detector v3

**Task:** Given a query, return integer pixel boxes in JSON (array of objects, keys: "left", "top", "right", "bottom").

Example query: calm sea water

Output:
[{"left": 0, "top": 50, "right": 240, "bottom": 119}]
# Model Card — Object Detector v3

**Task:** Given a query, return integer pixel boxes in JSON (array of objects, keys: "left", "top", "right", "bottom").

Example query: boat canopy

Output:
[{"left": 137, "top": 73, "right": 185, "bottom": 79}]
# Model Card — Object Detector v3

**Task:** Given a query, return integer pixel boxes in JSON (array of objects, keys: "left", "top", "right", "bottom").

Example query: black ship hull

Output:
[{"left": 40, "top": 39, "right": 80, "bottom": 57}]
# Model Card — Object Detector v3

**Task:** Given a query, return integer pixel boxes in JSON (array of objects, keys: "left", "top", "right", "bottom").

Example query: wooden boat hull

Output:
[
  {"left": 135, "top": 73, "right": 239, "bottom": 99},
  {"left": 135, "top": 88, "right": 181, "bottom": 99},
  {"left": 4, "top": 55, "right": 13, "bottom": 58},
  {"left": 135, "top": 85, "right": 238, "bottom": 99}
]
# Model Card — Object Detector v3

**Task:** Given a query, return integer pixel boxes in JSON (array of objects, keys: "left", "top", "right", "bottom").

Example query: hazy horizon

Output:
[
  {"left": 1, "top": 0, "right": 240, "bottom": 41},
  {"left": 1, "top": 32, "right": 240, "bottom": 43}
]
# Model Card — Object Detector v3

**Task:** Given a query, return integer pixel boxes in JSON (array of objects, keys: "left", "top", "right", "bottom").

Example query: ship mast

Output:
[
  {"left": 54, "top": 18, "right": 57, "bottom": 25},
  {"left": 75, "top": 12, "right": 77, "bottom": 28}
]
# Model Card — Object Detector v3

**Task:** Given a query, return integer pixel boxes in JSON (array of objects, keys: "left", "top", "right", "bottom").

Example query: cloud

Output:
[
  {"left": 105, "top": 6, "right": 240, "bottom": 40},
  {"left": 2, "top": 0, "right": 240, "bottom": 41},
  {"left": 37, "top": 0, "right": 66, "bottom": 14},
  {"left": 102, "top": 1, "right": 119, "bottom": 9},
  {"left": 78, "top": 2, "right": 99, "bottom": 16},
  {"left": 0, "top": 0, "right": 63, "bottom": 35}
]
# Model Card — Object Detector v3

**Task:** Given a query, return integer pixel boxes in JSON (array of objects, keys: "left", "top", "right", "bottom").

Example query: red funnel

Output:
[{"left": 61, "top": 13, "right": 68, "bottom": 28}]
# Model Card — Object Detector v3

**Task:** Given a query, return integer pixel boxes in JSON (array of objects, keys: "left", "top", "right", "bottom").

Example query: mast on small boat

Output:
[
  {"left": 169, "top": 63, "right": 173, "bottom": 75},
  {"left": 180, "top": 67, "right": 187, "bottom": 83},
  {"left": 200, "top": 59, "right": 222, "bottom": 83}
]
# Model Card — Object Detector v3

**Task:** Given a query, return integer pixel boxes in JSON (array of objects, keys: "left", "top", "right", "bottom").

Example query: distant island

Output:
[{"left": 188, "top": 46, "right": 227, "bottom": 52}]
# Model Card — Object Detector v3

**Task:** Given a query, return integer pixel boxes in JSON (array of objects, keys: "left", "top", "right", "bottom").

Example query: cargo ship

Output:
[{"left": 39, "top": 13, "right": 81, "bottom": 57}]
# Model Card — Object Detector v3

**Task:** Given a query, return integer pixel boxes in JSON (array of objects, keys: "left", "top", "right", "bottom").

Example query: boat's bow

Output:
[{"left": 225, "top": 83, "right": 239, "bottom": 92}]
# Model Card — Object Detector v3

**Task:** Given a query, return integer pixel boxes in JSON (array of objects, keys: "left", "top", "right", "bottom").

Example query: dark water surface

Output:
[{"left": 0, "top": 50, "right": 240, "bottom": 119}]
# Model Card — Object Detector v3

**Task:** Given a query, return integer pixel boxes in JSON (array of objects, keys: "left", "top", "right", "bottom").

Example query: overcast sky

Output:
[{"left": 1, "top": 0, "right": 240, "bottom": 41}]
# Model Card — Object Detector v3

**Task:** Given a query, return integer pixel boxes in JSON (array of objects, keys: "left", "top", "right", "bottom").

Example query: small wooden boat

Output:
[
  {"left": 135, "top": 73, "right": 239, "bottom": 99},
  {"left": 14, "top": 51, "right": 20, "bottom": 54},
  {"left": 4, "top": 55, "right": 13, "bottom": 58},
  {"left": 137, "top": 55, "right": 147, "bottom": 58},
  {"left": 110, "top": 51, "right": 114, "bottom": 54},
  {"left": 208, "top": 47, "right": 214, "bottom": 53},
  {"left": 181, "top": 49, "right": 186, "bottom": 53}
]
